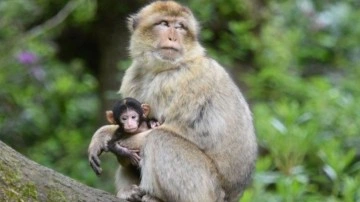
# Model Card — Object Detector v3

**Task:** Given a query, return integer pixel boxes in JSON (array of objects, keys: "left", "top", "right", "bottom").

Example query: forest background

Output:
[{"left": 1, "top": 0, "right": 359, "bottom": 201}]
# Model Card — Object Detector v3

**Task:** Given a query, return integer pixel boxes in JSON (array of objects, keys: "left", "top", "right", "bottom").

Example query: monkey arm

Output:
[
  {"left": 88, "top": 124, "right": 119, "bottom": 175},
  {"left": 109, "top": 130, "right": 152, "bottom": 167},
  {"left": 108, "top": 142, "right": 141, "bottom": 167}
]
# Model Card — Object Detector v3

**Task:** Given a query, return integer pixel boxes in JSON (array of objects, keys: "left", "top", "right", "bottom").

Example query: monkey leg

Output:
[
  {"left": 140, "top": 129, "right": 225, "bottom": 202},
  {"left": 115, "top": 166, "right": 141, "bottom": 200}
]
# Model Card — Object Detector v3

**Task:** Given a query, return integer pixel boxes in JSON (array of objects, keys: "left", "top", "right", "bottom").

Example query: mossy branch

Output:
[{"left": 0, "top": 140, "right": 123, "bottom": 202}]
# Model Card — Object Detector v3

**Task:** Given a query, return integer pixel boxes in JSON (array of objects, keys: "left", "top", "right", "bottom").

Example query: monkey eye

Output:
[
  {"left": 157, "top": 20, "right": 169, "bottom": 27},
  {"left": 175, "top": 22, "right": 187, "bottom": 32},
  {"left": 176, "top": 23, "right": 186, "bottom": 30}
]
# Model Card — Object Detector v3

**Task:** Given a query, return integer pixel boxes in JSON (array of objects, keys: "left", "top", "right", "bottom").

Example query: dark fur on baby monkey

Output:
[
  {"left": 88, "top": 97, "right": 160, "bottom": 200},
  {"left": 106, "top": 97, "right": 159, "bottom": 167}
]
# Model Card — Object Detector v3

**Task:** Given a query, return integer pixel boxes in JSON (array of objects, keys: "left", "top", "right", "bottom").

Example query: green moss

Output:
[
  {"left": 0, "top": 163, "right": 72, "bottom": 201},
  {"left": 0, "top": 161, "right": 21, "bottom": 185},
  {"left": 47, "top": 189, "right": 67, "bottom": 202},
  {"left": 21, "top": 183, "right": 38, "bottom": 200},
  {"left": 0, "top": 161, "right": 38, "bottom": 201}
]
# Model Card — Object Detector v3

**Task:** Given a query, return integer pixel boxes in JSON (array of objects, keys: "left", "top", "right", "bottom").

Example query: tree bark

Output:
[{"left": 0, "top": 140, "right": 124, "bottom": 202}]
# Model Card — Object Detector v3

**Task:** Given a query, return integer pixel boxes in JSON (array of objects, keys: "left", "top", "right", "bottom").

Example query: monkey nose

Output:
[
  {"left": 168, "top": 29, "right": 177, "bottom": 41},
  {"left": 168, "top": 36, "right": 177, "bottom": 41}
]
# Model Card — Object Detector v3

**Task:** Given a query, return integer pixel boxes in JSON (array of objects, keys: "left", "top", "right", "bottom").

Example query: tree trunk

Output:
[
  {"left": 94, "top": 0, "right": 143, "bottom": 121},
  {"left": 0, "top": 140, "right": 124, "bottom": 202}
]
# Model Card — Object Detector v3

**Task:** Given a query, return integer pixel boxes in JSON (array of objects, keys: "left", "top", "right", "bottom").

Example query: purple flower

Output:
[{"left": 17, "top": 51, "right": 38, "bottom": 65}]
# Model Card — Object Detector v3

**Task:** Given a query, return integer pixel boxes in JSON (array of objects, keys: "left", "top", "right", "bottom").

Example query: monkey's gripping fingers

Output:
[
  {"left": 88, "top": 149, "right": 103, "bottom": 175},
  {"left": 89, "top": 152, "right": 102, "bottom": 175},
  {"left": 88, "top": 125, "right": 118, "bottom": 175},
  {"left": 127, "top": 185, "right": 145, "bottom": 202},
  {"left": 128, "top": 150, "right": 141, "bottom": 167},
  {"left": 109, "top": 143, "right": 131, "bottom": 156},
  {"left": 142, "top": 194, "right": 163, "bottom": 202},
  {"left": 123, "top": 185, "right": 162, "bottom": 202},
  {"left": 110, "top": 144, "right": 141, "bottom": 167},
  {"left": 89, "top": 156, "right": 102, "bottom": 176},
  {"left": 149, "top": 120, "right": 161, "bottom": 128},
  {"left": 110, "top": 142, "right": 139, "bottom": 156}
]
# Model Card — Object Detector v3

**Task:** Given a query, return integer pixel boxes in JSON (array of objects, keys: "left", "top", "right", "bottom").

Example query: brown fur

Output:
[
  {"left": 88, "top": 1, "right": 257, "bottom": 201},
  {"left": 121, "top": 1, "right": 257, "bottom": 201}
]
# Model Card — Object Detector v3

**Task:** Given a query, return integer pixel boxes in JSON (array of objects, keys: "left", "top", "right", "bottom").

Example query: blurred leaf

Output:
[{"left": 72, "top": 0, "right": 96, "bottom": 24}]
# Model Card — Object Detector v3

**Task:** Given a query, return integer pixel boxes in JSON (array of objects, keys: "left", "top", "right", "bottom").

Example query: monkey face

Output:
[
  {"left": 152, "top": 18, "right": 187, "bottom": 61},
  {"left": 127, "top": 1, "right": 201, "bottom": 63},
  {"left": 119, "top": 109, "right": 140, "bottom": 134}
]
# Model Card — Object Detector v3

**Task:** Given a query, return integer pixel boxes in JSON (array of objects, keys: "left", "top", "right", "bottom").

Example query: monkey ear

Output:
[
  {"left": 127, "top": 14, "right": 138, "bottom": 33},
  {"left": 141, "top": 104, "right": 151, "bottom": 117},
  {"left": 106, "top": 111, "right": 116, "bottom": 124}
]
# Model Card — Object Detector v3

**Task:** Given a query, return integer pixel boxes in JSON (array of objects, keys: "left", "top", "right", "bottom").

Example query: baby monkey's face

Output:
[{"left": 120, "top": 109, "right": 141, "bottom": 134}]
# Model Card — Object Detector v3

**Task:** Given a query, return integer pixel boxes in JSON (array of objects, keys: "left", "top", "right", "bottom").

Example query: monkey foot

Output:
[
  {"left": 142, "top": 194, "right": 163, "bottom": 202},
  {"left": 117, "top": 185, "right": 145, "bottom": 202}
]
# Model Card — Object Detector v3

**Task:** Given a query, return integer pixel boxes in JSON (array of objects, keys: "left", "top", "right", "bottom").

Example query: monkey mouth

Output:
[
  {"left": 160, "top": 47, "right": 179, "bottom": 52},
  {"left": 157, "top": 47, "right": 182, "bottom": 61}
]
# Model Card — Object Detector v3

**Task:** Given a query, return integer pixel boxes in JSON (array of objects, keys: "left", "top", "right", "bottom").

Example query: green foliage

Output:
[
  {"left": 72, "top": 0, "right": 97, "bottom": 24},
  {"left": 0, "top": 0, "right": 110, "bottom": 192}
]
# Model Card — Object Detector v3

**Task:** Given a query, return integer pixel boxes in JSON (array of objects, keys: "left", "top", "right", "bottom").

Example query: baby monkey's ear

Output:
[
  {"left": 141, "top": 104, "right": 151, "bottom": 118},
  {"left": 106, "top": 111, "right": 116, "bottom": 124}
]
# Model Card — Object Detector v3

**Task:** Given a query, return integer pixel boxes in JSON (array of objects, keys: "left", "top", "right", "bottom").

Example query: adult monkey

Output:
[{"left": 88, "top": 1, "right": 257, "bottom": 201}]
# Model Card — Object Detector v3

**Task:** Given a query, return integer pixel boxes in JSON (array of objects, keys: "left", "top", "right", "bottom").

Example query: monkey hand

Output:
[
  {"left": 109, "top": 143, "right": 141, "bottom": 167},
  {"left": 88, "top": 125, "right": 119, "bottom": 175},
  {"left": 89, "top": 149, "right": 103, "bottom": 176},
  {"left": 128, "top": 149, "right": 141, "bottom": 167},
  {"left": 149, "top": 120, "right": 161, "bottom": 128}
]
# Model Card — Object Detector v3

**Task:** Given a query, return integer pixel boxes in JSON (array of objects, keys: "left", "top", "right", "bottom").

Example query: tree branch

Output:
[
  {"left": 25, "top": 0, "right": 81, "bottom": 40},
  {"left": 0, "top": 140, "right": 124, "bottom": 202}
]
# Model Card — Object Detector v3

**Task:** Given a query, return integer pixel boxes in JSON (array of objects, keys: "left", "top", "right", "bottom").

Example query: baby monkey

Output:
[
  {"left": 88, "top": 97, "right": 160, "bottom": 199},
  {"left": 106, "top": 97, "right": 160, "bottom": 167}
]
